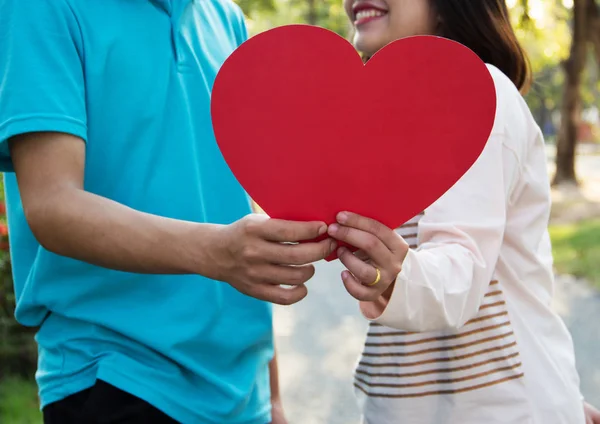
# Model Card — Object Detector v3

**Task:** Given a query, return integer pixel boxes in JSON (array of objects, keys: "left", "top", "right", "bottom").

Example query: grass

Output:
[
  {"left": 0, "top": 377, "right": 41, "bottom": 424},
  {"left": 549, "top": 219, "right": 600, "bottom": 289}
]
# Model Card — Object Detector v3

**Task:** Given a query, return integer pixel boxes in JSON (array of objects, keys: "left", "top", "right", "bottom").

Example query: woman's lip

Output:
[
  {"left": 353, "top": 8, "right": 388, "bottom": 26},
  {"left": 354, "top": 13, "right": 387, "bottom": 27}
]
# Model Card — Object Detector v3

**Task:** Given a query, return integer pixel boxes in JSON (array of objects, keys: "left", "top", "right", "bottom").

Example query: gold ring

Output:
[{"left": 367, "top": 268, "right": 381, "bottom": 286}]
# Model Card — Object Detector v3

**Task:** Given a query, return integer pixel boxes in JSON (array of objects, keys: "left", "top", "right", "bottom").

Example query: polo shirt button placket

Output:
[
  {"left": 152, "top": 0, "right": 184, "bottom": 69},
  {"left": 173, "top": 1, "right": 195, "bottom": 72}
]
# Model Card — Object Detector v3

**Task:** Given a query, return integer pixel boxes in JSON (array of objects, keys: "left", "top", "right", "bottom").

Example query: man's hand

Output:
[
  {"left": 211, "top": 214, "right": 336, "bottom": 305},
  {"left": 585, "top": 402, "right": 600, "bottom": 424}
]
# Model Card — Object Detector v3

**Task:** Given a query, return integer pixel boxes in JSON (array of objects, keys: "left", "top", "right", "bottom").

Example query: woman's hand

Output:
[
  {"left": 328, "top": 212, "right": 409, "bottom": 302},
  {"left": 585, "top": 401, "right": 600, "bottom": 424}
]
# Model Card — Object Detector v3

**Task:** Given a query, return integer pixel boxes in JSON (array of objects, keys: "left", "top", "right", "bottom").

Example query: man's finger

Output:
[
  {"left": 251, "top": 283, "right": 308, "bottom": 306},
  {"left": 258, "top": 218, "right": 328, "bottom": 242},
  {"left": 263, "top": 238, "right": 337, "bottom": 265},
  {"left": 261, "top": 264, "right": 316, "bottom": 286}
]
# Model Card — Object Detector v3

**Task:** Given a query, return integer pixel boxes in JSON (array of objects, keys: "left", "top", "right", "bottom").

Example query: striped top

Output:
[{"left": 354, "top": 66, "right": 584, "bottom": 424}]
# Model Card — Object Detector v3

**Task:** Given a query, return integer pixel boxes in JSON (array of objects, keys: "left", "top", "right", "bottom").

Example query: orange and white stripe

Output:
[{"left": 354, "top": 216, "right": 523, "bottom": 399}]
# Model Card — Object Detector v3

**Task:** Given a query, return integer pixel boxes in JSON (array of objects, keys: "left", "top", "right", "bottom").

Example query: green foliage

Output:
[
  {"left": 0, "top": 177, "right": 37, "bottom": 379},
  {"left": 0, "top": 257, "right": 37, "bottom": 380},
  {"left": 509, "top": 0, "right": 570, "bottom": 133},
  {"left": 240, "top": 0, "right": 350, "bottom": 37},
  {"left": 510, "top": 0, "right": 572, "bottom": 72},
  {"left": 549, "top": 219, "right": 600, "bottom": 289},
  {"left": 0, "top": 377, "right": 41, "bottom": 424},
  {"left": 235, "top": 0, "right": 276, "bottom": 17}
]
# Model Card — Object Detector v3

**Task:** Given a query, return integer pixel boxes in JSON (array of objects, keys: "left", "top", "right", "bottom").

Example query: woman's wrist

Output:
[{"left": 360, "top": 280, "right": 395, "bottom": 320}]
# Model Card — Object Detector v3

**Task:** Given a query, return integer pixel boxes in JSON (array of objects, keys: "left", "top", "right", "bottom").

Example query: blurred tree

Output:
[
  {"left": 554, "top": 0, "right": 600, "bottom": 185},
  {"left": 238, "top": 0, "right": 350, "bottom": 37},
  {"left": 238, "top": 0, "right": 599, "bottom": 184},
  {"left": 509, "top": 0, "right": 571, "bottom": 137},
  {"left": 236, "top": 0, "right": 276, "bottom": 16}
]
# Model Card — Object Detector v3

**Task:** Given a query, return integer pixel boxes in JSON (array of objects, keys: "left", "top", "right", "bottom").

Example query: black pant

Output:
[{"left": 43, "top": 379, "right": 179, "bottom": 424}]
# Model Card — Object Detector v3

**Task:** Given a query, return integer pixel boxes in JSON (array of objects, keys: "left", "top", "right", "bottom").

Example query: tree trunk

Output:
[
  {"left": 553, "top": 0, "right": 588, "bottom": 186},
  {"left": 306, "top": 0, "right": 317, "bottom": 25},
  {"left": 540, "top": 97, "right": 549, "bottom": 135},
  {"left": 587, "top": 0, "right": 600, "bottom": 64}
]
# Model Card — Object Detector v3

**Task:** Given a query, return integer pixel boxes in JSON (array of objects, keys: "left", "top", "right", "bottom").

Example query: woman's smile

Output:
[
  {"left": 352, "top": 1, "right": 389, "bottom": 27},
  {"left": 345, "top": 0, "right": 438, "bottom": 57}
]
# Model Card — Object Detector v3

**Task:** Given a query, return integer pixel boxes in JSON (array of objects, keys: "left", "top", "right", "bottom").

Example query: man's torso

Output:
[{"left": 2, "top": 1, "right": 273, "bottom": 422}]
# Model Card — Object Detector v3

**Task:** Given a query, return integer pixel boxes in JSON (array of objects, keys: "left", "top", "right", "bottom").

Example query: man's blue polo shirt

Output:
[{"left": 0, "top": 1, "right": 273, "bottom": 423}]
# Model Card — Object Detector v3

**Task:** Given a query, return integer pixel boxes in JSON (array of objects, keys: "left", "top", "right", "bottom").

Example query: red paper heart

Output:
[{"left": 211, "top": 25, "right": 496, "bottom": 260}]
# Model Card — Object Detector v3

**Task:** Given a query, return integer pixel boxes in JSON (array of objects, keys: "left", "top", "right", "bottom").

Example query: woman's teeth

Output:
[{"left": 355, "top": 9, "right": 385, "bottom": 21}]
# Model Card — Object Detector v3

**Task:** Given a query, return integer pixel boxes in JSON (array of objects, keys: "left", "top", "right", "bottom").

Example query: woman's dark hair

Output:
[{"left": 432, "top": 0, "right": 531, "bottom": 93}]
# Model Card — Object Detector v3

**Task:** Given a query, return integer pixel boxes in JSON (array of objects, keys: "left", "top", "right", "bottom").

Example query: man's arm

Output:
[
  {"left": 269, "top": 351, "right": 282, "bottom": 403},
  {"left": 269, "top": 348, "right": 287, "bottom": 423},
  {"left": 10, "top": 132, "right": 219, "bottom": 275},
  {"left": 9, "top": 132, "right": 336, "bottom": 305}
]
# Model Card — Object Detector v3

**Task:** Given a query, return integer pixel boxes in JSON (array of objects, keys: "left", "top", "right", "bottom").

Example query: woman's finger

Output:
[
  {"left": 328, "top": 225, "right": 390, "bottom": 264},
  {"left": 338, "top": 247, "right": 379, "bottom": 285},
  {"left": 584, "top": 402, "right": 600, "bottom": 424},
  {"left": 336, "top": 211, "right": 406, "bottom": 253},
  {"left": 341, "top": 270, "right": 381, "bottom": 302},
  {"left": 354, "top": 249, "right": 369, "bottom": 261}
]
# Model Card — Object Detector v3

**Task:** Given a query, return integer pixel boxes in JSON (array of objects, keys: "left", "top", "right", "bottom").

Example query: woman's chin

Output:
[{"left": 354, "top": 36, "right": 387, "bottom": 59}]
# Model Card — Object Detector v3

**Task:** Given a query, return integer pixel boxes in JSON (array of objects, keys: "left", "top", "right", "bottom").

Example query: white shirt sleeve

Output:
[{"left": 366, "top": 128, "right": 522, "bottom": 332}]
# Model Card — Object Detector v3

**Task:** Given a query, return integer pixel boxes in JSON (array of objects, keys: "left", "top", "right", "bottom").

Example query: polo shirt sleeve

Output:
[{"left": 0, "top": 0, "right": 87, "bottom": 172}]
